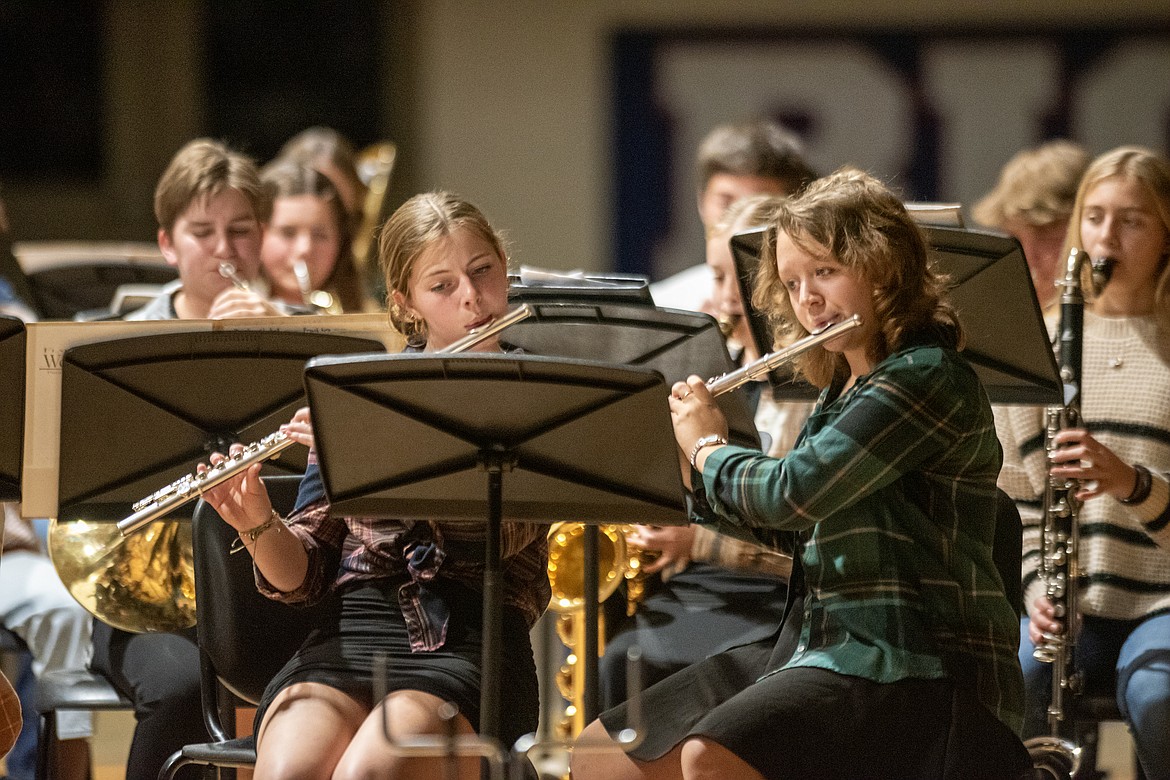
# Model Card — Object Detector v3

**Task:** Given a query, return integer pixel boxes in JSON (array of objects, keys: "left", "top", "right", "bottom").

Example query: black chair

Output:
[
  {"left": 1073, "top": 689, "right": 1146, "bottom": 780},
  {"left": 160, "top": 475, "right": 323, "bottom": 779},
  {"left": 993, "top": 487, "right": 1024, "bottom": 620},
  {"left": 3, "top": 591, "right": 135, "bottom": 780},
  {"left": 26, "top": 263, "right": 177, "bottom": 320},
  {"left": 0, "top": 564, "right": 133, "bottom": 780},
  {"left": 34, "top": 665, "right": 134, "bottom": 779}
]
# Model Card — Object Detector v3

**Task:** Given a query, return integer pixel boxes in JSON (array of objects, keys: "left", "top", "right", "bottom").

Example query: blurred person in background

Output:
[{"left": 973, "top": 140, "right": 1091, "bottom": 316}]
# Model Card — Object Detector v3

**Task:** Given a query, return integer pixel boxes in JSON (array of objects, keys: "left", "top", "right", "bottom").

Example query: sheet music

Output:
[{"left": 22, "top": 314, "right": 402, "bottom": 519}]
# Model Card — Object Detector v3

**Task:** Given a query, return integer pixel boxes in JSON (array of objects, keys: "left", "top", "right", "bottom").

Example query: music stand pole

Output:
[
  {"left": 583, "top": 525, "right": 601, "bottom": 723},
  {"left": 478, "top": 448, "right": 512, "bottom": 739},
  {"left": 304, "top": 352, "right": 691, "bottom": 748}
]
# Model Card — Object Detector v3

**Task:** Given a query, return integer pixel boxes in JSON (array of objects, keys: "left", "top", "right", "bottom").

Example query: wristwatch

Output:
[{"left": 688, "top": 434, "right": 728, "bottom": 469}]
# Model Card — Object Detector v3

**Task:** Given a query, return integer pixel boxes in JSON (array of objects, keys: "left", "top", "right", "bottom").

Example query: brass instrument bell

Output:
[{"left": 48, "top": 517, "right": 195, "bottom": 633}]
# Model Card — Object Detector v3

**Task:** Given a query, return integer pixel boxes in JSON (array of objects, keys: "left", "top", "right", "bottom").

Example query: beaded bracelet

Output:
[
  {"left": 229, "top": 509, "right": 285, "bottom": 554},
  {"left": 1120, "top": 464, "right": 1152, "bottom": 506}
]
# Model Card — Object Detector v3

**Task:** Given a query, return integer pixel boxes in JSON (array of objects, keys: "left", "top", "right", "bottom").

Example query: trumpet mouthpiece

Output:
[
  {"left": 293, "top": 260, "right": 313, "bottom": 295},
  {"left": 218, "top": 262, "right": 251, "bottom": 291}
]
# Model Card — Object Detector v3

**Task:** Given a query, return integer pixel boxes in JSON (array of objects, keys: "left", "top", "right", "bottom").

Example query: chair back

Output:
[
  {"left": 992, "top": 488, "right": 1023, "bottom": 618},
  {"left": 192, "top": 475, "right": 325, "bottom": 704}
]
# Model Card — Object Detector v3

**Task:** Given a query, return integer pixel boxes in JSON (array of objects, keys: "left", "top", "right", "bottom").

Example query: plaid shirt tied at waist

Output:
[{"left": 254, "top": 462, "right": 549, "bottom": 652}]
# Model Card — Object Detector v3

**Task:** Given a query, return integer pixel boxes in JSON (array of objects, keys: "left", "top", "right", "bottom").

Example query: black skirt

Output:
[
  {"left": 599, "top": 589, "right": 1028, "bottom": 779},
  {"left": 255, "top": 578, "right": 538, "bottom": 749}
]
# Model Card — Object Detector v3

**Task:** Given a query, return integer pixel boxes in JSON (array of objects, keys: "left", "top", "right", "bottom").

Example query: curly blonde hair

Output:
[
  {"left": 753, "top": 167, "right": 960, "bottom": 387},
  {"left": 972, "top": 140, "right": 1090, "bottom": 229}
]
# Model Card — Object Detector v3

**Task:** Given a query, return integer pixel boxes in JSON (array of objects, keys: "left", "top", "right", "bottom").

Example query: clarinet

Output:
[{"left": 1025, "top": 248, "right": 1092, "bottom": 778}]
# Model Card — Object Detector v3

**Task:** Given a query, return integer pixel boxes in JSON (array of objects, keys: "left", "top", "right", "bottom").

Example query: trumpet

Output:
[
  {"left": 293, "top": 259, "right": 343, "bottom": 315},
  {"left": 716, "top": 313, "right": 741, "bottom": 339},
  {"left": 218, "top": 261, "right": 252, "bottom": 291},
  {"left": 117, "top": 303, "right": 535, "bottom": 537}
]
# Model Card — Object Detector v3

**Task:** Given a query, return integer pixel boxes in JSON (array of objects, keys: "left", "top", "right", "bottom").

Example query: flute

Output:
[
  {"left": 117, "top": 303, "right": 535, "bottom": 536},
  {"left": 706, "top": 315, "right": 863, "bottom": 396}
]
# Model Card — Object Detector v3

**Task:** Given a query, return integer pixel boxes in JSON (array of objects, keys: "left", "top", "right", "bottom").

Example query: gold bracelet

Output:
[{"left": 229, "top": 509, "right": 284, "bottom": 555}]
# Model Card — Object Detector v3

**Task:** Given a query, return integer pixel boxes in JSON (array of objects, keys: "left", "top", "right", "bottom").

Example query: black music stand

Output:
[
  {"left": 304, "top": 352, "right": 688, "bottom": 743},
  {"left": 498, "top": 299, "right": 762, "bottom": 724},
  {"left": 729, "top": 228, "right": 818, "bottom": 400},
  {"left": 508, "top": 272, "right": 654, "bottom": 307},
  {"left": 501, "top": 300, "right": 760, "bottom": 450},
  {"left": 730, "top": 225, "right": 1062, "bottom": 404},
  {"left": 0, "top": 316, "right": 25, "bottom": 501},
  {"left": 57, "top": 330, "right": 385, "bottom": 522},
  {"left": 924, "top": 225, "right": 1061, "bottom": 404}
]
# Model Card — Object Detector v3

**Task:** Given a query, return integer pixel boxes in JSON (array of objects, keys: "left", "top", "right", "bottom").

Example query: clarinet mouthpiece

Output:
[{"left": 1090, "top": 256, "right": 1114, "bottom": 296}]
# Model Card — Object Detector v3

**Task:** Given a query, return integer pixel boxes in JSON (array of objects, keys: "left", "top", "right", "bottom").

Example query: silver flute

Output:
[
  {"left": 118, "top": 303, "right": 535, "bottom": 536},
  {"left": 706, "top": 315, "right": 863, "bottom": 396}
]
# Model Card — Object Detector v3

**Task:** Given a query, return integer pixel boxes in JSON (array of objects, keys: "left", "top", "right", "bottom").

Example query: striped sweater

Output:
[{"left": 997, "top": 311, "right": 1170, "bottom": 622}]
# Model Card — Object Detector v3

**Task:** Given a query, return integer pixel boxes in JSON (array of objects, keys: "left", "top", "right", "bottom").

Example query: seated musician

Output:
[
  {"left": 202, "top": 192, "right": 548, "bottom": 780},
  {"left": 573, "top": 168, "right": 1028, "bottom": 780},
  {"left": 258, "top": 158, "right": 366, "bottom": 313},
  {"left": 89, "top": 137, "right": 276, "bottom": 780},
  {"left": 1, "top": 190, "right": 94, "bottom": 780},
  {"left": 276, "top": 126, "right": 368, "bottom": 234},
  {"left": 971, "top": 139, "right": 1090, "bottom": 317},
  {"left": 124, "top": 138, "right": 281, "bottom": 321},
  {"left": 999, "top": 146, "right": 1170, "bottom": 780},
  {"left": 649, "top": 117, "right": 817, "bottom": 313}
]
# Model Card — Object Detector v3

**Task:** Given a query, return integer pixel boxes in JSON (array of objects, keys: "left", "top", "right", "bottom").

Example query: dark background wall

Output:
[{"left": 2, "top": 0, "right": 1168, "bottom": 279}]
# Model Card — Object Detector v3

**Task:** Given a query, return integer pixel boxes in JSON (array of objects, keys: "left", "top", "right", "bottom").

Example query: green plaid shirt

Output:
[{"left": 699, "top": 340, "right": 1025, "bottom": 734}]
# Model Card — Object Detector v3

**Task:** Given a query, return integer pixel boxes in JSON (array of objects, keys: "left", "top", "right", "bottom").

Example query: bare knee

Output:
[
  {"left": 333, "top": 754, "right": 480, "bottom": 780},
  {"left": 571, "top": 718, "right": 685, "bottom": 780},
  {"left": 571, "top": 718, "right": 620, "bottom": 779},
  {"left": 680, "top": 737, "right": 764, "bottom": 780},
  {"left": 332, "top": 692, "right": 480, "bottom": 780},
  {"left": 254, "top": 683, "right": 364, "bottom": 780}
]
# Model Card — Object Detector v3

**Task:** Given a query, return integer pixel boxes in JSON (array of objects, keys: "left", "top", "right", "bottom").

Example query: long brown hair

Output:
[
  {"left": 378, "top": 192, "right": 508, "bottom": 344},
  {"left": 261, "top": 159, "right": 363, "bottom": 312},
  {"left": 753, "top": 167, "right": 960, "bottom": 387},
  {"left": 1061, "top": 146, "right": 1170, "bottom": 331}
]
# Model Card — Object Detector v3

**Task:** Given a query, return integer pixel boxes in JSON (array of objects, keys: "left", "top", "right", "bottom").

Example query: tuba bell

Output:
[{"left": 546, "top": 522, "right": 634, "bottom": 614}]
